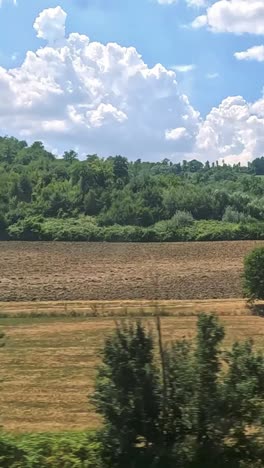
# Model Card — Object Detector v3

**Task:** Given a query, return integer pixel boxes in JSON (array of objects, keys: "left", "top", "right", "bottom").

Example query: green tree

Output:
[
  {"left": 162, "top": 340, "right": 196, "bottom": 467},
  {"left": 93, "top": 315, "right": 264, "bottom": 468},
  {"left": 93, "top": 322, "right": 161, "bottom": 467},
  {"left": 63, "top": 150, "right": 78, "bottom": 163},
  {"left": 83, "top": 190, "right": 101, "bottom": 216},
  {"left": 222, "top": 340, "right": 264, "bottom": 466},
  {"left": 193, "top": 314, "right": 225, "bottom": 467},
  {"left": 188, "top": 159, "right": 204, "bottom": 173},
  {"left": 111, "top": 155, "right": 129, "bottom": 182},
  {"left": 251, "top": 156, "right": 264, "bottom": 175},
  {"left": 1, "top": 134, "right": 264, "bottom": 242},
  {"left": 10, "top": 174, "right": 32, "bottom": 203},
  {"left": 243, "top": 247, "right": 264, "bottom": 301}
]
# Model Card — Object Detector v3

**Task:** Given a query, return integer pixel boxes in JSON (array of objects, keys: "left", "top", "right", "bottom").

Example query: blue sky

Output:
[{"left": 0, "top": 0, "right": 263, "bottom": 163}]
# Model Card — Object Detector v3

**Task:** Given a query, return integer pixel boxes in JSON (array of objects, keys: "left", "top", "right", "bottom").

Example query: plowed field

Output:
[{"left": 0, "top": 240, "right": 263, "bottom": 301}]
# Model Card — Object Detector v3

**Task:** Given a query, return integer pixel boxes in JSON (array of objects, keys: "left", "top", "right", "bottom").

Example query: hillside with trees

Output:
[{"left": 0, "top": 136, "right": 264, "bottom": 241}]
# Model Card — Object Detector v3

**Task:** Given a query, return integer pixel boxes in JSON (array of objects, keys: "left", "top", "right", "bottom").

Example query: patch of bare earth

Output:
[{"left": 0, "top": 240, "right": 263, "bottom": 301}]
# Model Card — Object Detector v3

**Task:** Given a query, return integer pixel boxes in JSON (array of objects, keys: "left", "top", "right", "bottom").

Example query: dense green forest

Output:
[{"left": 0, "top": 136, "right": 264, "bottom": 241}]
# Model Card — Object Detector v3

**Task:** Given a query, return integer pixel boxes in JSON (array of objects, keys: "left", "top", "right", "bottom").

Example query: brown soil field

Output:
[
  {"left": 1, "top": 303, "right": 264, "bottom": 433},
  {"left": 0, "top": 240, "right": 263, "bottom": 302}
]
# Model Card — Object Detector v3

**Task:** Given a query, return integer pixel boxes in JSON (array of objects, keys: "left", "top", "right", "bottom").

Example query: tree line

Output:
[{"left": 0, "top": 136, "right": 264, "bottom": 242}]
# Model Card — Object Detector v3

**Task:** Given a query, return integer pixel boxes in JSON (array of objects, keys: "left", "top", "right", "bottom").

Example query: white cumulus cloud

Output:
[
  {"left": 195, "top": 95, "right": 264, "bottom": 164},
  {"left": 33, "top": 6, "right": 67, "bottom": 44},
  {"left": 0, "top": 7, "right": 201, "bottom": 160},
  {"left": 192, "top": 0, "right": 264, "bottom": 35},
  {"left": 235, "top": 45, "right": 264, "bottom": 62},
  {"left": 165, "top": 127, "right": 188, "bottom": 140},
  {"left": 0, "top": 6, "right": 264, "bottom": 164}
]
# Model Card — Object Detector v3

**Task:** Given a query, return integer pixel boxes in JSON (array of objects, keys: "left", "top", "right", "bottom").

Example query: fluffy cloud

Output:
[
  {"left": 192, "top": 0, "right": 264, "bottom": 35},
  {"left": 196, "top": 96, "right": 264, "bottom": 164},
  {"left": 235, "top": 45, "right": 264, "bottom": 62},
  {"left": 1, "top": 6, "right": 264, "bottom": 164},
  {"left": 165, "top": 127, "right": 188, "bottom": 140},
  {"left": 33, "top": 6, "right": 67, "bottom": 44},
  {"left": 0, "top": 7, "right": 201, "bottom": 160}
]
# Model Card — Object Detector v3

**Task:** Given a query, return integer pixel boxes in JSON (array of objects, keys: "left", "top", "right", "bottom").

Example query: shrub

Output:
[
  {"left": 243, "top": 247, "right": 264, "bottom": 300},
  {"left": 0, "top": 435, "right": 25, "bottom": 467},
  {"left": 0, "top": 432, "right": 102, "bottom": 468},
  {"left": 186, "top": 220, "right": 241, "bottom": 241},
  {"left": 222, "top": 206, "right": 253, "bottom": 223},
  {"left": 42, "top": 217, "right": 102, "bottom": 241},
  {"left": 7, "top": 216, "right": 44, "bottom": 241},
  {"left": 168, "top": 210, "right": 194, "bottom": 229}
]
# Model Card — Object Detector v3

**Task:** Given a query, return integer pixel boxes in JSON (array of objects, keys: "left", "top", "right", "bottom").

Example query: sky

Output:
[{"left": 0, "top": 0, "right": 264, "bottom": 163}]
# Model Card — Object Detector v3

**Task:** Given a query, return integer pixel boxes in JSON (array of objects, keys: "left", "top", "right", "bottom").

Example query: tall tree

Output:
[
  {"left": 222, "top": 340, "right": 264, "bottom": 466},
  {"left": 112, "top": 155, "right": 129, "bottom": 183},
  {"left": 93, "top": 322, "right": 161, "bottom": 467},
  {"left": 63, "top": 150, "right": 78, "bottom": 163},
  {"left": 194, "top": 314, "right": 225, "bottom": 466}
]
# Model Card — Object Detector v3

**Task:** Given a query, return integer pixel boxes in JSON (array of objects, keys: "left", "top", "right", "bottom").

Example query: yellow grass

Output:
[
  {"left": 0, "top": 299, "right": 264, "bottom": 433},
  {"left": 0, "top": 298, "right": 261, "bottom": 317}
]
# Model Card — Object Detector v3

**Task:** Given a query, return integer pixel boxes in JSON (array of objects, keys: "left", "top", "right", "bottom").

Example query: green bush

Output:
[
  {"left": 0, "top": 435, "right": 25, "bottom": 467},
  {"left": 169, "top": 210, "right": 194, "bottom": 228},
  {"left": 6, "top": 216, "right": 264, "bottom": 243},
  {"left": 8, "top": 216, "right": 44, "bottom": 241},
  {"left": 222, "top": 206, "right": 254, "bottom": 223},
  {"left": 186, "top": 220, "right": 240, "bottom": 241},
  {"left": 41, "top": 217, "right": 102, "bottom": 241},
  {"left": 102, "top": 225, "right": 143, "bottom": 242},
  {"left": 0, "top": 432, "right": 102, "bottom": 468},
  {"left": 243, "top": 247, "right": 264, "bottom": 301}
]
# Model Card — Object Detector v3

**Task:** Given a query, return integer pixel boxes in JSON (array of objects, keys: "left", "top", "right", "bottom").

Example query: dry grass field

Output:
[
  {"left": 0, "top": 300, "right": 264, "bottom": 433},
  {"left": 0, "top": 240, "right": 264, "bottom": 433}
]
